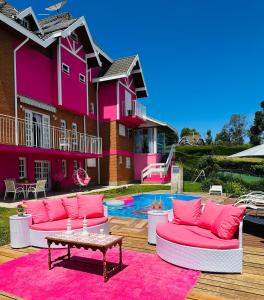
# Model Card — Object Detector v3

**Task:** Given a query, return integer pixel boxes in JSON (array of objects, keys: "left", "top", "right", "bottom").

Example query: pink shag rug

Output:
[{"left": 0, "top": 248, "right": 200, "bottom": 300}]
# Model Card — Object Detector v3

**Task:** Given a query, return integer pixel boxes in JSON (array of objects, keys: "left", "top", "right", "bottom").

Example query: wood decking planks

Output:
[{"left": 0, "top": 216, "right": 263, "bottom": 300}]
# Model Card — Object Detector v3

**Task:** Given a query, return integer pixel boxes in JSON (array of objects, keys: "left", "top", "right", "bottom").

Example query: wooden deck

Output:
[{"left": 0, "top": 216, "right": 264, "bottom": 300}]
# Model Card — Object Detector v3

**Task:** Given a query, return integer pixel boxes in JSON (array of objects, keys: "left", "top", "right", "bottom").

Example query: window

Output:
[
  {"left": 86, "top": 158, "right": 96, "bottom": 168},
  {"left": 79, "top": 74, "right": 86, "bottom": 84},
  {"left": 71, "top": 32, "right": 78, "bottom": 42},
  {"left": 125, "top": 90, "right": 132, "bottom": 116},
  {"left": 60, "top": 119, "right": 67, "bottom": 138},
  {"left": 22, "top": 18, "right": 30, "bottom": 29},
  {"left": 19, "top": 157, "right": 27, "bottom": 179},
  {"left": 62, "top": 160, "right": 67, "bottom": 178},
  {"left": 73, "top": 160, "right": 78, "bottom": 171},
  {"left": 118, "top": 156, "right": 123, "bottom": 164},
  {"left": 126, "top": 157, "right": 131, "bottom": 169},
  {"left": 72, "top": 123, "right": 78, "bottom": 146},
  {"left": 89, "top": 102, "right": 95, "bottom": 114},
  {"left": 119, "top": 124, "right": 126, "bottom": 136},
  {"left": 62, "top": 63, "right": 70, "bottom": 74}
]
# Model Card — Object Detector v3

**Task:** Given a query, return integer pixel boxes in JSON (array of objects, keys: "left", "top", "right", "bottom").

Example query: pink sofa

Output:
[
  {"left": 156, "top": 200, "right": 245, "bottom": 273},
  {"left": 25, "top": 194, "right": 109, "bottom": 248}
]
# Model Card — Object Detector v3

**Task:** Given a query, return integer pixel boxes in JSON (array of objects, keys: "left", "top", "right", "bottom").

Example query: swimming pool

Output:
[{"left": 105, "top": 193, "right": 200, "bottom": 219}]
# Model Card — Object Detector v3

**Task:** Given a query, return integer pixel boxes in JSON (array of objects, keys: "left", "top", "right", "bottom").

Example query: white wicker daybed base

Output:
[{"left": 156, "top": 221, "right": 243, "bottom": 273}]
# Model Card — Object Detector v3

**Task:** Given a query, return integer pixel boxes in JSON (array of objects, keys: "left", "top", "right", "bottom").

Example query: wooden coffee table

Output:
[{"left": 46, "top": 232, "right": 123, "bottom": 282}]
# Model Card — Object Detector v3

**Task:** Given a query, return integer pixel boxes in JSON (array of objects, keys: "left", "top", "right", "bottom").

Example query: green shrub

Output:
[
  {"left": 225, "top": 181, "right": 248, "bottom": 197},
  {"left": 201, "top": 177, "right": 225, "bottom": 192}
]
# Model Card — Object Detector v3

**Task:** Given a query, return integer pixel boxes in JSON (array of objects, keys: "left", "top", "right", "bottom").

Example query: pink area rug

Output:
[{"left": 0, "top": 248, "right": 200, "bottom": 300}]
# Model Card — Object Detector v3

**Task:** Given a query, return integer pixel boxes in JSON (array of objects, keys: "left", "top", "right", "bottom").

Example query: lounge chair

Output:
[
  {"left": 209, "top": 185, "right": 223, "bottom": 196},
  {"left": 235, "top": 191, "right": 264, "bottom": 216}
]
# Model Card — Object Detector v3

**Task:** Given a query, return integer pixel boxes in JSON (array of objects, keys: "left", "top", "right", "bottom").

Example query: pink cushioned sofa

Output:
[
  {"left": 25, "top": 194, "right": 109, "bottom": 248},
  {"left": 156, "top": 200, "right": 245, "bottom": 273}
]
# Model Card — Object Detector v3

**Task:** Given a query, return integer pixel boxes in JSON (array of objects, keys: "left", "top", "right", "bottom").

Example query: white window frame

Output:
[
  {"left": 79, "top": 73, "right": 86, "bottom": 84},
  {"left": 72, "top": 123, "right": 78, "bottom": 145},
  {"left": 60, "top": 119, "right": 67, "bottom": 138},
  {"left": 62, "top": 63, "right": 70, "bottom": 74},
  {"left": 86, "top": 158, "right": 96, "bottom": 168},
  {"left": 73, "top": 160, "right": 78, "bottom": 172},
  {"left": 19, "top": 157, "right": 27, "bottom": 179},
  {"left": 62, "top": 159, "right": 67, "bottom": 178},
  {"left": 119, "top": 156, "right": 123, "bottom": 164},
  {"left": 119, "top": 124, "right": 126, "bottom": 137},
  {"left": 126, "top": 157, "right": 131, "bottom": 169}
]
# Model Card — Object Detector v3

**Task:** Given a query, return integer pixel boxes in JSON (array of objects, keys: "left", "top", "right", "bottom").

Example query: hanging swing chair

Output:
[{"left": 73, "top": 168, "right": 91, "bottom": 188}]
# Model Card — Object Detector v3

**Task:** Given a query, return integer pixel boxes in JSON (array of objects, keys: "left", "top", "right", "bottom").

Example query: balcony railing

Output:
[
  {"left": 0, "top": 114, "right": 102, "bottom": 155},
  {"left": 123, "top": 100, "right": 146, "bottom": 120}
]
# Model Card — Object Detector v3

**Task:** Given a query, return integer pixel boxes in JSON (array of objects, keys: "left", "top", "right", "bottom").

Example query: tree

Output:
[
  {"left": 180, "top": 128, "right": 199, "bottom": 138},
  {"left": 249, "top": 101, "right": 264, "bottom": 145},
  {"left": 205, "top": 129, "right": 213, "bottom": 144},
  {"left": 215, "top": 114, "right": 246, "bottom": 145}
]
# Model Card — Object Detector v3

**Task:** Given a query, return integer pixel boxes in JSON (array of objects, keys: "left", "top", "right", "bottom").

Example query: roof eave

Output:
[{"left": 16, "top": 6, "right": 44, "bottom": 35}]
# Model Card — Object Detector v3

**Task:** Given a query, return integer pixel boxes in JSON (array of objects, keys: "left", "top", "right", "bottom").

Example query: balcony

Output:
[
  {"left": 122, "top": 100, "right": 146, "bottom": 126},
  {"left": 0, "top": 114, "right": 102, "bottom": 156}
]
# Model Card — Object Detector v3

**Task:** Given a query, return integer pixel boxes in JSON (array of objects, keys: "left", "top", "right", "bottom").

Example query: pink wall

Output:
[
  {"left": 98, "top": 81, "right": 117, "bottom": 121},
  {"left": 16, "top": 43, "right": 57, "bottom": 106},
  {"left": 133, "top": 153, "right": 162, "bottom": 181},
  {"left": 61, "top": 47, "right": 87, "bottom": 115}
]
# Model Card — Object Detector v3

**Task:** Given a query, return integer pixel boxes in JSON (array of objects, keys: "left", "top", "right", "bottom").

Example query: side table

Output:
[
  {"left": 9, "top": 214, "right": 32, "bottom": 248},
  {"left": 148, "top": 210, "right": 168, "bottom": 245}
]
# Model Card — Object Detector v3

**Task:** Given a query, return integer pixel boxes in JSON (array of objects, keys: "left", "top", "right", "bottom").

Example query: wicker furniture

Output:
[{"left": 46, "top": 232, "right": 123, "bottom": 282}]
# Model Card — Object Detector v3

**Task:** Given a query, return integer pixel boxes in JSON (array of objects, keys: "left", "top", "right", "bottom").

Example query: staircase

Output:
[{"left": 141, "top": 144, "right": 175, "bottom": 184}]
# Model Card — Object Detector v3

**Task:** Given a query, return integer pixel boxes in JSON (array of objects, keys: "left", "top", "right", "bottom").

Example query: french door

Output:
[{"left": 34, "top": 160, "right": 51, "bottom": 190}]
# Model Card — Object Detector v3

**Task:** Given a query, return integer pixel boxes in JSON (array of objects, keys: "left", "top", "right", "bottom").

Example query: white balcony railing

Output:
[
  {"left": 124, "top": 100, "right": 146, "bottom": 120},
  {"left": 0, "top": 114, "right": 102, "bottom": 155}
]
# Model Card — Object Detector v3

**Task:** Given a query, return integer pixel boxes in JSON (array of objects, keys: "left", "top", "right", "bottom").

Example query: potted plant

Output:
[{"left": 16, "top": 203, "right": 27, "bottom": 217}]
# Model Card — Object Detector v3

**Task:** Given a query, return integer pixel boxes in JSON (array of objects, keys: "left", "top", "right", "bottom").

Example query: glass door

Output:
[{"left": 34, "top": 160, "right": 51, "bottom": 190}]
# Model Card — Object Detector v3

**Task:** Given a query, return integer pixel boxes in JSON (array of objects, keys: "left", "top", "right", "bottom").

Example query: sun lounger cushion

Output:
[
  {"left": 30, "top": 217, "right": 108, "bottom": 231},
  {"left": 25, "top": 200, "right": 49, "bottom": 224},
  {"left": 156, "top": 223, "right": 239, "bottom": 249},
  {"left": 77, "top": 194, "right": 104, "bottom": 218},
  {"left": 62, "top": 197, "right": 79, "bottom": 219},
  {"left": 172, "top": 198, "right": 202, "bottom": 226},
  {"left": 198, "top": 201, "right": 224, "bottom": 230},
  {"left": 44, "top": 198, "right": 67, "bottom": 221},
  {"left": 211, "top": 205, "right": 246, "bottom": 240}
]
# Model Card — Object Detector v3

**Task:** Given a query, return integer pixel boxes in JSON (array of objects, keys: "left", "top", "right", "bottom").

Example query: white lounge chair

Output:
[
  {"left": 4, "top": 179, "right": 25, "bottom": 200},
  {"left": 27, "top": 179, "right": 47, "bottom": 199},
  {"left": 209, "top": 185, "right": 223, "bottom": 196},
  {"left": 235, "top": 191, "right": 264, "bottom": 216}
]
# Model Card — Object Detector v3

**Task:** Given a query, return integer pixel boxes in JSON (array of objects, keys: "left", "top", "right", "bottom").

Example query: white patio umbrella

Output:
[{"left": 229, "top": 144, "right": 264, "bottom": 158}]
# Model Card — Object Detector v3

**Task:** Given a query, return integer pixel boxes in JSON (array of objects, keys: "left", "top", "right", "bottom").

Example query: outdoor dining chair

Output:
[
  {"left": 27, "top": 179, "right": 47, "bottom": 199},
  {"left": 4, "top": 179, "right": 25, "bottom": 200}
]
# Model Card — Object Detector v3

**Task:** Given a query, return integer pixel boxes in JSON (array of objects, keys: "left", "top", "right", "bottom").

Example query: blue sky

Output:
[{"left": 11, "top": 0, "right": 264, "bottom": 139}]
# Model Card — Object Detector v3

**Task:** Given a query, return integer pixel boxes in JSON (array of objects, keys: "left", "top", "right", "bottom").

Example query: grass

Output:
[
  {"left": 0, "top": 207, "right": 16, "bottom": 246},
  {"left": 218, "top": 171, "right": 262, "bottom": 183},
  {"left": 184, "top": 181, "right": 201, "bottom": 192}
]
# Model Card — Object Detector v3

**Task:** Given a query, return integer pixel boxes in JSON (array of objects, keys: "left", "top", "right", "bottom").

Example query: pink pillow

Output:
[
  {"left": 172, "top": 198, "right": 202, "bottom": 226},
  {"left": 62, "top": 197, "right": 79, "bottom": 219},
  {"left": 198, "top": 201, "right": 224, "bottom": 230},
  {"left": 211, "top": 205, "right": 246, "bottom": 239},
  {"left": 77, "top": 194, "right": 104, "bottom": 218},
  {"left": 25, "top": 200, "right": 49, "bottom": 224},
  {"left": 44, "top": 198, "right": 67, "bottom": 221}
]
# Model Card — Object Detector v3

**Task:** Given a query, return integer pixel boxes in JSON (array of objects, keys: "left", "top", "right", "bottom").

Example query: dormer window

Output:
[
  {"left": 22, "top": 18, "right": 30, "bottom": 30},
  {"left": 71, "top": 32, "right": 78, "bottom": 42},
  {"left": 62, "top": 63, "right": 70, "bottom": 74}
]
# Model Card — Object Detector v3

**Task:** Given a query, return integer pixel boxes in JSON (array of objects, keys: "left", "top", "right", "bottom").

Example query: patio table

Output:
[{"left": 16, "top": 183, "right": 36, "bottom": 199}]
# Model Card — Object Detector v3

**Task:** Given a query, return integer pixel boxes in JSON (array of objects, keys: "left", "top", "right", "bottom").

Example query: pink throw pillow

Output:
[
  {"left": 62, "top": 197, "right": 79, "bottom": 219},
  {"left": 25, "top": 200, "right": 49, "bottom": 224},
  {"left": 198, "top": 201, "right": 224, "bottom": 230},
  {"left": 211, "top": 205, "right": 246, "bottom": 239},
  {"left": 172, "top": 198, "right": 202, "bottom": 226},
  {"left": 77, "top": 194, "right": 104, "bottom": 218},
  {"left": 44, "top": 198, "right": 67, "bottom": 221}
]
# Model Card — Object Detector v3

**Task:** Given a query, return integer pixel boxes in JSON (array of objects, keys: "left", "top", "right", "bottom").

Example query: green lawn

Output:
[
  {"left": 184, "top": 181, "right": 202, "bottom": 192},
  {"left": 218, "top": 171, "right": 262, "bottom": 183},
  {"left": 0, "top": 207, "right": 16, "bottom": 246}
]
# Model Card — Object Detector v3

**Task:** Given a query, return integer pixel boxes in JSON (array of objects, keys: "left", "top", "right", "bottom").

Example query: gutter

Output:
[
  {"left": 96, "top": 81, "right": 101, "bottom": 184},
  {"left": 14, "top": 37, "right": 29, "bottom": 145}
]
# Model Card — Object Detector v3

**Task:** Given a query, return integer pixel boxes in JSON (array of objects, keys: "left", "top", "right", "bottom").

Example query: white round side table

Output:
[
  {"left": 148, "top": 210, "right": 168, "bottom": 245},
  {"left": 9, "top": 214, "right": 32, "bottom": 248}
]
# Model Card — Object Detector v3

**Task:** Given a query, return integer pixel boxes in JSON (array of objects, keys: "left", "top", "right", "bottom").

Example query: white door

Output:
[
  {"left": 25, "top": 110, "right": 33, "bottom": 146},
  {"left": 34, "top": 160, "right": 51, "bottom": 190},
  {"left": 125, "top": 91, "right": 132, "bottom": 116},
  {"left": 42, "top": 115, "right": 50, "bottom": 149}
]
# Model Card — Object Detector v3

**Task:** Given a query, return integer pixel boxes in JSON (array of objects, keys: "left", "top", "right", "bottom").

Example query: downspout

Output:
[
  {"left": 96, "top": 81, "right": 101, "bottom": 185},
  {"left": 14, "top": 37, "right": 29, "bottom": 145}
]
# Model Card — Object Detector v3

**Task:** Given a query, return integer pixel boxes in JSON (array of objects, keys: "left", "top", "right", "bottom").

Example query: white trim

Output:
[
  {"left": 62, "top": 63, "right": 70, "bottom": 74},
  {"left": 86, "top": 68, "right": 89, "bottom": 115},
  {"left": 57, "top": 39, "right": 62, "bottom": 106},
  {"left": 65, "top": 36, "right": 74, "bottom": 51},
  {"left": 116, "top": 80, "right": 120, "bottom": 119},
  {"left": 86, "top": 53, "right": 96, "bottom": 58},
  {"left": 93, "top": 73, "right": 127, "bottom": 83},
  {"left": 94, "top": 44, "right": 113, "bottom": 63},
  {"left": 14, "top": 38, "right": 29, "bottom": 145},
  {"left": 131, "top": 69, "right": 141, "bottom": 74},
  {"left": 119, "top": 80, "right": 136, "bottom": 95},
  {"left": 60, "top": 43, "right": 86, "bottom": 63},
  {"left": 19, "top": 157, "right": 27, "bottom": 179},
  {"left": 135, "top": 87, "right": 146, "bottom": 92},
  {"left": 16, "top": 7, "right": 44, "bottom": 35},
  {"left": 75, "top": 44, "right": 84, "bottom": 54},
  {"left": 126, "top": 55, "right": 139, "bottom": 76},
  {"left": 136, "top": 58, "right": 148, "bottom": 97},
  {"left": 96, "top": 82, "right": 101, "bottom": 184},
  {"left": 128, "top": 78, "right": 134, "bottom": 89},
  {"left": 153, "top": 127, "right": 157, "bottom": 154},
  {"left": 19, "top": 95, "right": 57, "bottom": 113}
]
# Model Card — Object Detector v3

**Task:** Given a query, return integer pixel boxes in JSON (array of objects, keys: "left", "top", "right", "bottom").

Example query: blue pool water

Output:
[{"left": 105, "top": 193, "right": 200, "bottom": 219}]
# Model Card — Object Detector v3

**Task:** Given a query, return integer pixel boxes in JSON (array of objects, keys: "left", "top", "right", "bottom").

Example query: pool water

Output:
[{"left": 105, "top": 193, "right": 200, "bottom": 219}]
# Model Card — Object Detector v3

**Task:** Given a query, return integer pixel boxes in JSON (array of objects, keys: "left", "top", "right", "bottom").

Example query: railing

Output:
[
  {"left": 124, "top": 100, "right": 146, "bottom": 120},
  {"left": 141, "top": 144, "right": 175, "bottom": 182},
  {"left": 0, "top": 114, "right": 102, "bottom": 155}
]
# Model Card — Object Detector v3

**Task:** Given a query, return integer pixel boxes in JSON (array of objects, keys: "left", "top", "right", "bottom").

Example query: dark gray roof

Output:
[
  {"left": 0, "top": 1, "right": 17, "bottom": 19},
  {"left": 101, "top": 55, "right": 137, "bottom": 79}
]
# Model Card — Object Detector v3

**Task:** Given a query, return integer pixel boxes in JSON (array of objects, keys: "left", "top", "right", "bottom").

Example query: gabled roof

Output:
[
  {"left": 93, "top": 55, "right": 148, "bottom": 98},
  {"left": 140, "top": 116, "right": 177, "bottom": 134},
  {"left": 16, "top": 6, "right": 44, "bottom": 35}
]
